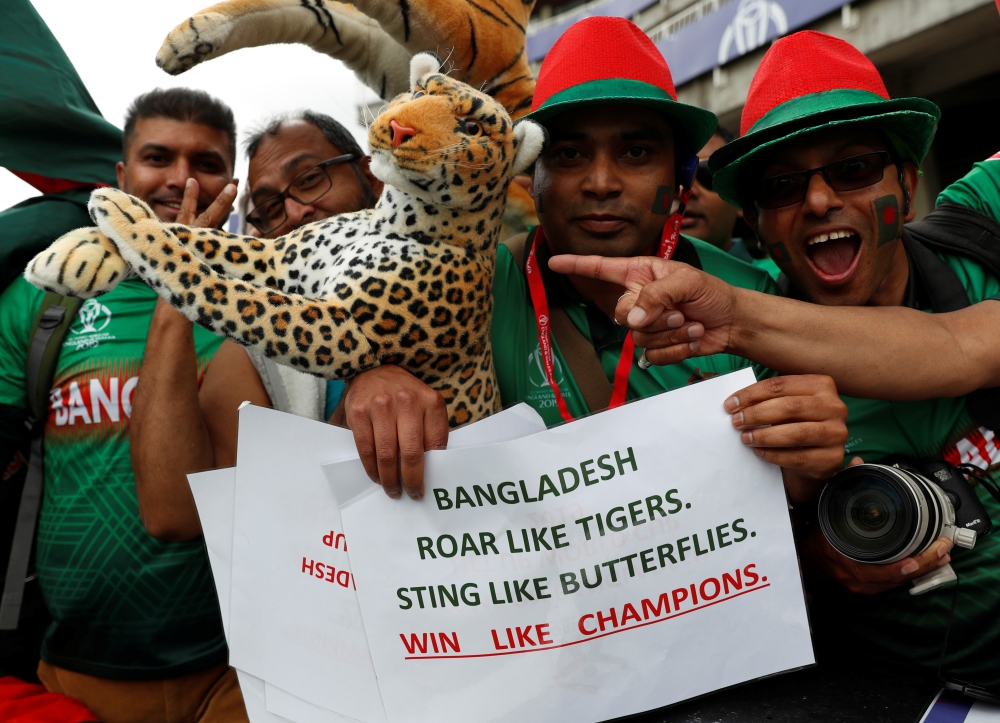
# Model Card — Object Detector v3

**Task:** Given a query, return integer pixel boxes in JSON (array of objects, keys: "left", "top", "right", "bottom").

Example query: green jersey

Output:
[
  {"left": 0, "top": 277, "right": 226, "bottom": 679},
  {"left": 815, "top": 154, "right": 1000, "bottom": 686},
  {"left": 728, "top": 237, "right": 782, "bottom": 281},
  {"left": 490, "top": 234, "right": 777, "bottom": 427}
]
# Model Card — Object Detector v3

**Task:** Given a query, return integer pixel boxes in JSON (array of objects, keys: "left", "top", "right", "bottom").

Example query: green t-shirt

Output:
[
  {"left": 490, "top": 235, "right": 777, "bottom": 428},
  {"left": 815, "top": 155, "right": 1000, "bottom": 686},
  {"left": 0, "top": 276, "right": 226, "bottom": 679},
  {"left": 728, "top": 237, "right": 782, "bottom": 281}
]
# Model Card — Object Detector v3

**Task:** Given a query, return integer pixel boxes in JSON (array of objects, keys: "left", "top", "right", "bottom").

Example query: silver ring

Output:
[
  {"left": 638, "top": 349, "right": 651, "bottom": 370},
  {"left": 614, "top": 292, "right": 630, "bottom": 326}
]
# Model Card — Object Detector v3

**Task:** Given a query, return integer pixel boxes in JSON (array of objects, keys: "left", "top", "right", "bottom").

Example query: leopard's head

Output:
[{"left": 369, "top": 53, "right": 545, "bottom": 212}]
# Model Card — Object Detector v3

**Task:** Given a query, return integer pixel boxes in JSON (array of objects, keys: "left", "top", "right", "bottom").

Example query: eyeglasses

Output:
[
  {"left": 694, "top": 159, "right": 714, "bottom": 191},
  {"left": 247, "top": 153, "right": 359, "bottom": 234},
  {"left": 754, "top": 151, "right": 893, "bottom": 209}
]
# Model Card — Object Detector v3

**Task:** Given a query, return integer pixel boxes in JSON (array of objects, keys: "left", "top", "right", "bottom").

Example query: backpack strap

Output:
[
  {"left": 0, "top": 293, "right": 80, "bottom": 630},
  {"left": 904, "top": 204, "right": 1000, "bottom": 281},
  {"left": 903, "top": 229, "right": 1000, "bottom": 431},
  {"left": 903, "top": 236, "right": 972, "bottom": 313}
]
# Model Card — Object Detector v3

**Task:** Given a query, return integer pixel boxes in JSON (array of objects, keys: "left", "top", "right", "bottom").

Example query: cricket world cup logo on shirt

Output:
[
  {"left": 526, "top": 344, "right": 574, "bottom": 409},
  {"left": 68, "top": 299, "right": 116, "bottom": 350},
  {"left": 72, "top": 299, "right": 112, "bottom": 334}
]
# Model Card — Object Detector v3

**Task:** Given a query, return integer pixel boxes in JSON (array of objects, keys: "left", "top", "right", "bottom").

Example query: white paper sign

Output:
[
  {"left": 226, "top": 403, "right": 546, "bottom": 722},
  {"left": 187, "top": 467, "right": 237, "bottom": 639},
  {"left": 337, "top": 370, "right": 813, "bottom": 723},
  {"left": 229, "top": 406, "right": 382, "bottom": 722},
  {"left": 188, "top": 466, "right": 350, "bottom": 722}
]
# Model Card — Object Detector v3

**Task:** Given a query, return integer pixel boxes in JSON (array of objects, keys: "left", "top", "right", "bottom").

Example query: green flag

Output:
[
  {"left": 0, "top": 0, "right": 122, "bottom": 291},
  {"left": 0, "top": 0, "right": 121, "bottom": 189}
]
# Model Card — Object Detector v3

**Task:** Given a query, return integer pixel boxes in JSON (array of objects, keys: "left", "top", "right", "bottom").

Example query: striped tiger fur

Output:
[{"left": 156, "top": 0, "right": 537, "bottom": 120}]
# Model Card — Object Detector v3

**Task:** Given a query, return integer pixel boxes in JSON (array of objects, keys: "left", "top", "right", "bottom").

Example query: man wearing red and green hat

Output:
[
  {"left": 555, "top": 30, "right": 1000, "bottom": 689},
  {"left": 334, "top": 18, "right": 850, "bottom": 510}
]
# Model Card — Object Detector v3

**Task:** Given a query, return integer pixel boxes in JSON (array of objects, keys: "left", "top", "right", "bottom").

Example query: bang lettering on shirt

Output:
[{"left": 47, "top": 358, "right": 142, "bottom": 437}]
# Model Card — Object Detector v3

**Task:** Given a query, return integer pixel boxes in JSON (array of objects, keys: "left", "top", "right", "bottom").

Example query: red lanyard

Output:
[{"left": 525, "top": 189, "right": 692, "bottom": 423}]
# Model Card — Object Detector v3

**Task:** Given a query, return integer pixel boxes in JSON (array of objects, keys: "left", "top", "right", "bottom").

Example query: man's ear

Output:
[
  {"left": 116, "top": 161, "right": 126, "bottom": 191},
  {"left": 902, "top": 161, "right": 920, "bottom": 222},
  {"left": 512, "top": 120, "right": 547, "bottom": 176},
  {"left": 358, "top": 155, "right": 384, "bottom": 197},
  {"left": 742, "top": 206, "right": 759, "bottom": 236}
]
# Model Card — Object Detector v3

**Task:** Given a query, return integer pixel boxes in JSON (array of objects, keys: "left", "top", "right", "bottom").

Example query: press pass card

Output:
[{"left": 336, "top": 368, "right": 814, "bottom": 723}]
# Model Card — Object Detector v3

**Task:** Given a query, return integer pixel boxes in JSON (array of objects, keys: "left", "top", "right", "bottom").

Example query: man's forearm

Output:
[
  {"left": 131, "top": 299, "right": 213, "bottom": 541},
  {"left": 730, "top": 290, "right": 1000, "bottom": 400}
]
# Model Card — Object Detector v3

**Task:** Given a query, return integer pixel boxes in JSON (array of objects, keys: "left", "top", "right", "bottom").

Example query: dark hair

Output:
[
  {"left": 243, "top": 111, "right": 365, "bottom": 161},
  {"left": 244, "top": 111, "right": 376, "bottom": 208},
  {"left": 123, "top": 88, "right": 237, "bottom": 167}
]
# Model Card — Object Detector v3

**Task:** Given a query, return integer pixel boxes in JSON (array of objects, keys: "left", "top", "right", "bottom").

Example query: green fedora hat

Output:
[
  {"left": 523, "top": 16, "right": 718, "bottom": 153},
  {"left": 710, "top": 30, "right": 940, "bottom": 207}
]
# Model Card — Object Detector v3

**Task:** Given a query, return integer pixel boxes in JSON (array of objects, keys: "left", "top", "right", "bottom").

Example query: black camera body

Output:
[
  {"left": 916, "top": 458, "right": 991, "bottom": 537},
  {"left": 818, "top": 457, "right": 990, "bottom": 595}
]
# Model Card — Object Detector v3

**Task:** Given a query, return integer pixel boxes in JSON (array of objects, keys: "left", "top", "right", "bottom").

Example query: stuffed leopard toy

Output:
[{"left": 25, "top": 54, "right": 545, "bottom": 427}]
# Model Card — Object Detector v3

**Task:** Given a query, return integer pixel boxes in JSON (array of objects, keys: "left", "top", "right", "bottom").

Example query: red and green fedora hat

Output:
[
  {"left": 709, "top": 30, "right": 940, "bottom": 207},
  {"left": 524, "top": 16, "right": 718, "bottom": 152}
]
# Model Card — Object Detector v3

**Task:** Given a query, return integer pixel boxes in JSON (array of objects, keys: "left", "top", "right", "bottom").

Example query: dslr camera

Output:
[{"left": 818, "top": 458, "right": 990, "bottom": 595}]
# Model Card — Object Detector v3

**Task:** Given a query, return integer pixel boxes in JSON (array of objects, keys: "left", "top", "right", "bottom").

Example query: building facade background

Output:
[{"left": 528, "top": 0, "right": 1000, "bottom": 218}]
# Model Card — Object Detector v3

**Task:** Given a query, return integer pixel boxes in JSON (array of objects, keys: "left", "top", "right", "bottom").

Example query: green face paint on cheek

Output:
[
  {"left": 767, "top": 241, "right": 791, "bottom": 265},
  {"left": 651, "top": 185, "right": 671, "bottom": 215},
  {"left": 872, "top": 194, "right": 900, "bottom": 247}
]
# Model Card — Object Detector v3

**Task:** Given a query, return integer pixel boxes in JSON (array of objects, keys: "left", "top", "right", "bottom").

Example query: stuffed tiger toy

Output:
[
  {"left": 155, "top": 0, "right": 541, "bottom": 236},
  {"left": 25, "top": 54, "right": 545, "bottom": 428},
  {"left": 156, "top": 0, "right": 537, "bottom": 118}
]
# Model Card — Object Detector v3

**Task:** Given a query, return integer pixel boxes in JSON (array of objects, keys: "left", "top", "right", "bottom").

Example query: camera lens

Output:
[
  {"left": 818, "top": 464, "right": 942, "bottom": 563},
  {"left": 847, "top": 489, "right": 896, "bottom": 537}
]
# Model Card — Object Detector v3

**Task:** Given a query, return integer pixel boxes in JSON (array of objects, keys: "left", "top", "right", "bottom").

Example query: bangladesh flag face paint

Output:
[
  {"left": 872, "top": 195, "right": 900, "bottom": 247},
  {"left": 767, "top": 241, "right": 791, "bottom": 265},
  {"left": 651, "top": 186, "right": 672, "bottom": 215}
]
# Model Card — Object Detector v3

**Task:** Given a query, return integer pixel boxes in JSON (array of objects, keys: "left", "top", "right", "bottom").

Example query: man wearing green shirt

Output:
[
  {"left": 556, "top": 31, "right": 1000, "bottom": 689},
  {"left": 684, "top": 127, "right": 780, "bottom": 280},
  {"left": 334, "top": 18, "right": 850, "bottom": 513},
  {"left": 0, "top": 88, "right": 245, "bottom": 722}
]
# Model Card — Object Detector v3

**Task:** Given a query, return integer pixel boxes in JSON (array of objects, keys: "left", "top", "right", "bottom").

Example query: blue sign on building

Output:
[
  {"left": 528, "top": 0, "right": 848, "bottom": 86},
  {"left": 657, "top": 0, "right": 848, "bottom": 86}
]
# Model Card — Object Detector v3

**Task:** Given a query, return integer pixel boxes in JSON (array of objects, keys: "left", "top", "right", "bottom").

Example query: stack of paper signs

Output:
[{"left": 188, "top": 369, "right": 815, "bottom": 723}]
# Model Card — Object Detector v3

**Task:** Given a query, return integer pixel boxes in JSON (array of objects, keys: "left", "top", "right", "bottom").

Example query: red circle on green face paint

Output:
[{"left": 883, "top": 206, "right": 897, "bottom": 225}]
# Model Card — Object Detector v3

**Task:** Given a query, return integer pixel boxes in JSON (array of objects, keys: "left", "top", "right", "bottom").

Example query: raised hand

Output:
[{"left": 548, "top": 254, "right": 742, "bottom": 364}]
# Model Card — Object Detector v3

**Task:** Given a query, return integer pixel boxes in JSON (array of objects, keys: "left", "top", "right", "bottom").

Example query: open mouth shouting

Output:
[{"left": 805, "top": 228, "right": 862, "bottom": 284}]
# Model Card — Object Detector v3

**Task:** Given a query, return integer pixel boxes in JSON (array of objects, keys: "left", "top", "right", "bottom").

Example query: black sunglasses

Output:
[
  {"left": 694, "top": 159, "right": 714, "bottom": 191},
  {"left": 247, "top": 153, "right": 359, "bottom": 234},
  {"left": 754, "top": 151, "right": 893, "bottom": 209}
]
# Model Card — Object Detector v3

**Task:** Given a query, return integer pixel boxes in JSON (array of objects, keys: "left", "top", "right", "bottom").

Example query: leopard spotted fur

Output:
[{"left": 25, "top": 54, "right": 545, "bottom": 427}]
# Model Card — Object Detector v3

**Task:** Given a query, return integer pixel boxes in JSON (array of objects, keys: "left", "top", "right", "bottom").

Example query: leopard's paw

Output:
[
  {"left": 156, "top": 11, "right": 234, "bottom": 75},
  {"left": 88, "top": 189, "right": 158, "bottom": 243},
  {"left": 24, "top": 227, "right": 132, "bottom": 298}
]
